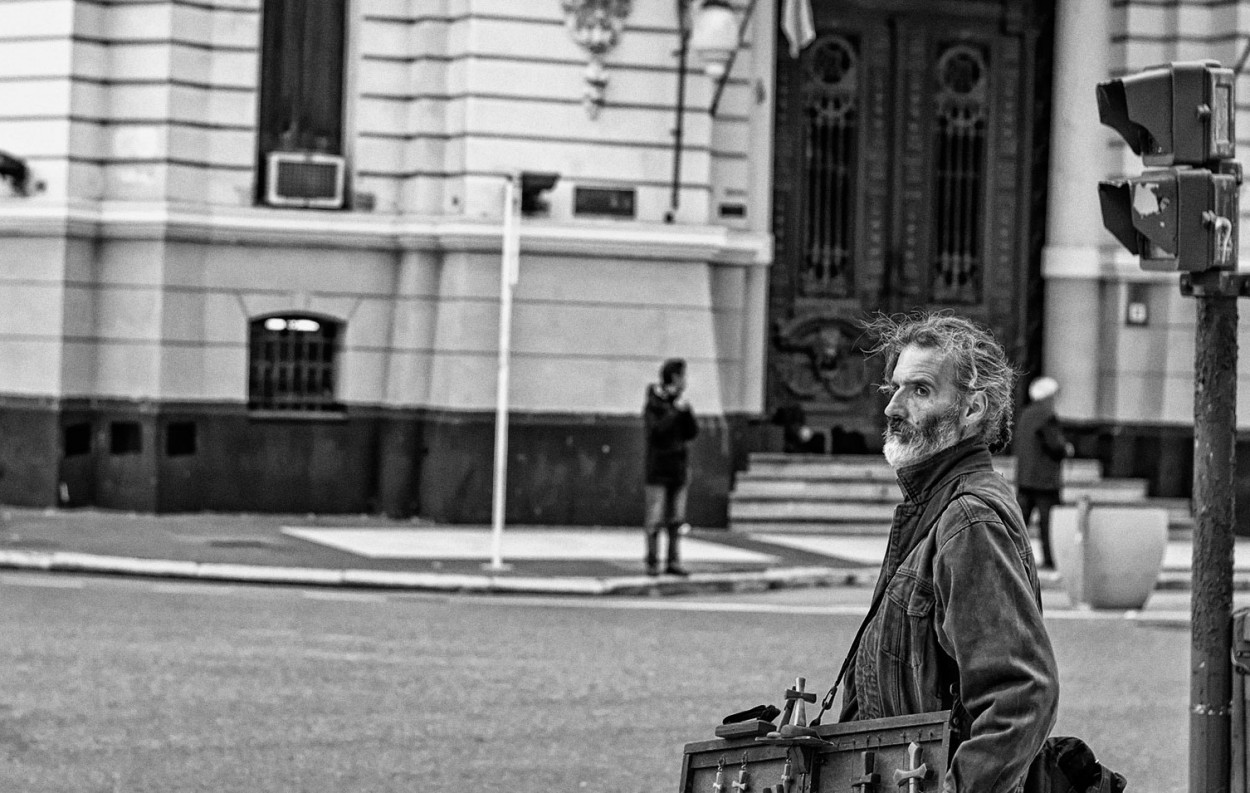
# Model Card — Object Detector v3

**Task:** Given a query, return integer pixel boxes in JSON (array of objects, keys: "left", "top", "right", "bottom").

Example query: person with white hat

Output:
[{"left": 1015, "top": 376, "right": 1075, "bottom": 570}]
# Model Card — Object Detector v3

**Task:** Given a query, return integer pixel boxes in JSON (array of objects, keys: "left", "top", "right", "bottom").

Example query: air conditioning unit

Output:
[{"left": 265, "top": 151, "right": 346, "bottom": 209}]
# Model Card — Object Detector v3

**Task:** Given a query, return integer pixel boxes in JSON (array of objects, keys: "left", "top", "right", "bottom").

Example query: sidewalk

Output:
[{"left": 0, "top": 506, "right": 1244, "bottom": 596}]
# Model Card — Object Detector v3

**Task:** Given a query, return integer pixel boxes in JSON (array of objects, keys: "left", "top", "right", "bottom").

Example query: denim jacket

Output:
[{"left": 839, "top": 438, "right": 1059, "bottom": 793}]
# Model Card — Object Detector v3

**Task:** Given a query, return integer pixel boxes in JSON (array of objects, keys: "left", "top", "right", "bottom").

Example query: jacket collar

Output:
[{"left": 894, "top": 436, "right": 995, "bottom": 503}]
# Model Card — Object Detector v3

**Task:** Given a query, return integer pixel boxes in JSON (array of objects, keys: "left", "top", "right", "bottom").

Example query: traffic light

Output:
[
  {"left": 1097, "top": 61, "right": 1234, "bottom": 166},
  {"left": 1097, "top": 60, "right": 1240, "bottom": 272},
  {"left": 1099, "top": 166, "right": 1239, "bottom": 272}
]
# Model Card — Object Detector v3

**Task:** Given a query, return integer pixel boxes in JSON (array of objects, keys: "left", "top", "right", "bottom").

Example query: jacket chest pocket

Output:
[{"left": 879, "top": 570, "right": 935, "bottom": 669}]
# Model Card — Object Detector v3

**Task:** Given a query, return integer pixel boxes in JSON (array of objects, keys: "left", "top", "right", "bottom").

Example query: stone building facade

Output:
[{"left": 0, "top": 0, "right": 1246, "bottom": 525}]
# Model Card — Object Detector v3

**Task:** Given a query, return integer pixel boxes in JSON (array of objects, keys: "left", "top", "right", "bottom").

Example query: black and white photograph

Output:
[{"left": 0, "top": 1, "right": 1242, "bottom": 791}]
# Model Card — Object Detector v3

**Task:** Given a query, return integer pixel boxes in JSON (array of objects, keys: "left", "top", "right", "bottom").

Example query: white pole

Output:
[{"left": 487, "top": 174, "right": 521, "bottom": 571}]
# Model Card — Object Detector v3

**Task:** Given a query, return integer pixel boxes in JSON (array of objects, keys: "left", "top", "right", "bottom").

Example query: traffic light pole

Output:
[
  {"left": 1187, "top": 271, "right": 1242, "bottom": 793},
  {"left": 1095, "top": 58, "right": 1243, "bottom": 791}
]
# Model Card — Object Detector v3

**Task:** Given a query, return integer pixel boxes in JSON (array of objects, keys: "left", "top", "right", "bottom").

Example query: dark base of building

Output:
[
  {"left": 0, "top": 398, "right": 1233, "bottom": 531},
  {"left": 1061, "top": 420, "right": 1250, "bottom": 535},
  {"left": 0, "top": 398, "right": 773, "bottom": 528}
]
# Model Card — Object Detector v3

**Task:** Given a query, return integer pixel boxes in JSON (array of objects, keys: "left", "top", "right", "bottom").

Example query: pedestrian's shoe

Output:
[
  {"left": 646, "top": 564, "right": 661, "bottom": 576},
  {"left": 665, "top": 564, "right": 690, "bottom": 577}
]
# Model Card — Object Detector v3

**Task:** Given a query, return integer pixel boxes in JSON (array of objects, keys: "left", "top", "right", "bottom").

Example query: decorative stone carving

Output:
[
  {"left": 772, "top": 313, "right": 871, "bottom": 401},
  {"left": 560, "top": 0, "right": 632, "bottom": 119}
]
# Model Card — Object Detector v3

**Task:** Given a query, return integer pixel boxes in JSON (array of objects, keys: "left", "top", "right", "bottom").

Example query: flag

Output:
[{"left": 780, "top": 0, "right": 815, "bottom": 58}]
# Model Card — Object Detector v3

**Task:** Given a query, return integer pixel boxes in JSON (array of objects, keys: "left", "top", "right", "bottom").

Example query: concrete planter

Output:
[{"left": 1050, "top": 499, "right": 1168, "bottom": 609}]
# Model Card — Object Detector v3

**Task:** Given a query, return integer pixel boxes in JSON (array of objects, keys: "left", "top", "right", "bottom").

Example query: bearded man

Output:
[{"left": 837, "top": 312, "right": 1059, "bottom": 793}]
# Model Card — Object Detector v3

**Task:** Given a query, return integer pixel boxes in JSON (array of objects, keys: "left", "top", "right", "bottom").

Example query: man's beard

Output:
[{"left": 882, "top": 402, "right": 965, "bottom": 469}]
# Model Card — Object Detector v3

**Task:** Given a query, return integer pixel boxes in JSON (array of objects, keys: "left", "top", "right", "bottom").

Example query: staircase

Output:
[{"left": 729, "top": 454, "right": 1194, "bottom": 537}]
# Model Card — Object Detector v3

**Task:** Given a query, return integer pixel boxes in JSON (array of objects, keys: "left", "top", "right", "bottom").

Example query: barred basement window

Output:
[{"left": 248, "top": 315, "right": 342, "bottom": 412}]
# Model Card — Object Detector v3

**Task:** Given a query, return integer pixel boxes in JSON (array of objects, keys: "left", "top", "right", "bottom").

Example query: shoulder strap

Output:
[{"left": 808, "top": 581, "right": 885, "bottom": 727}]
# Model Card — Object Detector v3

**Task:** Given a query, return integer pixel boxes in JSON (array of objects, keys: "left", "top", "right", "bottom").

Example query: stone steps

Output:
[
  {"left": 729, "top": 453, "right": 1194, "bottom": 538},
  {"left": 730, "top": 501, "right": 1194, "bottom": 534},
  {"left": 731, "top": 500, "right": 899, "bottom": 523},
  {"left": 742, "top": 454, "right": 1105, "bottom": 483},
  {"left": 731, "top": 478, "right": 1150, "bottom": 502}
]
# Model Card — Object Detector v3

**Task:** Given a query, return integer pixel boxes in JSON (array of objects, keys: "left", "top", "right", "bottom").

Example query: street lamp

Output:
[
  {"left": 666, "top": 0, "right": 756, "bottom": 222},
  {"left": 689, "top": 0, "right": 739, "bottom": 79}
]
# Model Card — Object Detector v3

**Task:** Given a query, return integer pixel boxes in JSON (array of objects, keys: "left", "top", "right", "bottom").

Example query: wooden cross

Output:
[
  {"left": 712, "top": 756, "right": 727, "bottom": 793},
  {"left": 777, "top": 754, "right": 793, "bottom": 793},
  {"left": 851, "top": 750, "right": 879, "bottom": 792},
  {"left": 732, "top": 754, "right": 750, "bottom": 793},
  {"left": 891, "top": 742, "right": 929, "bottom": 793},
  {"left": 784, "top": 677, "right": 818, "bottom": 728}
]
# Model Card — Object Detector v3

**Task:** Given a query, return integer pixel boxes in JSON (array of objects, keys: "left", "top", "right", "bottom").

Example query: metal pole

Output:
[
  {"left": 708, "top": 0, "right": 760, "bottom": 118},
  {"left": 487, "top": 174, "right": 520, "bottom": 572},
  {"left": 1191, "top": 288, "right": 1237, "bottom": 793},
  {"left": 666, "top": 0, "right": 690, "bottom": 223}
]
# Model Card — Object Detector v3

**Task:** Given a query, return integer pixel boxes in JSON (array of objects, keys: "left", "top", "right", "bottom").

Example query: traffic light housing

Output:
[
  {"left": 1098, "top": 166, "right": 1239, "bottom": 272},
  {"left": 1098, "top": 60, "right": 1240, "bottom": 273},
  {"left": 1096, "top": 60, "right": 1235, "bottom": 166}
]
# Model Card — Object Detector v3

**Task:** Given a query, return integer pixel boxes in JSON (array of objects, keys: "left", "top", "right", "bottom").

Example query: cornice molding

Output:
[{"left": 0, "top": 201, "right": 773, "bottom": 266}]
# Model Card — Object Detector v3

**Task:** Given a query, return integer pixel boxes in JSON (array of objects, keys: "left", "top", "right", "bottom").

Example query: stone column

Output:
[{"left": 1040, "top": 0, "right": 1112, "bottom": 421}]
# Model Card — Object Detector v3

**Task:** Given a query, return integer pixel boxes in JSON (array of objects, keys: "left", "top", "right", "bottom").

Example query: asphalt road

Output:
[{"left": 0, "top": 573, "right": 1197, "bottom": 792}]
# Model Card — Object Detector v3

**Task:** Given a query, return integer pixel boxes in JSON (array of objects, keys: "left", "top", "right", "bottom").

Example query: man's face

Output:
[
  {"left": 881, "top": 345, "right": 970, "bottom": 469},
  {"left": 665, "top": 372, "right": 687, "bottom": 396}
]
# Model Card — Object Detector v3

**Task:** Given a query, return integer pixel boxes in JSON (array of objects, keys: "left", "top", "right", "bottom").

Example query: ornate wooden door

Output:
[{"left": 769, "top": 1, "right": 1045, "bottom": 452}]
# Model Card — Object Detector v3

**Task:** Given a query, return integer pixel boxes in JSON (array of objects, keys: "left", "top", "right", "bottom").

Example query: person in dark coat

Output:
[
  {"left": 1015, "top": 376, "right": 1075, "bottom": 570},
  {"left": 838, "top": 312, "right": 1059, "bottom": 793},
  {"left": 643, "top": 358, "right": 698, "bottom": 576}
]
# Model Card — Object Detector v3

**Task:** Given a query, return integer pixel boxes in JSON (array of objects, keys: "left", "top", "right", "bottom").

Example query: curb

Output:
[
  {"left": 0, "top": 550, "right": 875, "bottom": 596},
  {"left": 1154, "top": 571, "right": 1250, "bottom": 591},
  {"left": 1037, "top": 569, "right": 1250, "bottom": 593},
  {"left": 1, "top": 549, "right": 1244, "bottom": 595}
]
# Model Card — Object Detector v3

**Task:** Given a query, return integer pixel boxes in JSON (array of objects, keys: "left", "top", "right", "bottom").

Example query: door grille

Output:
[
  {"left": 800, "top": 34, "right": 859, "bottom": 299},
  {"left": 930, "top": 43, "right": 989, "bottom": 304}
]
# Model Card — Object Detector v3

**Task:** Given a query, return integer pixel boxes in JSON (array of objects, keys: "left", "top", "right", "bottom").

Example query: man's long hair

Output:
[{"left": 863, "top": 311, "right": 1019, "bottom": 448}]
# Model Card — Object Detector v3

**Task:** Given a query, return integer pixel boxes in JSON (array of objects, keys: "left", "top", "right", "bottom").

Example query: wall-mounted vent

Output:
[
  {"left": 574, "top": 186, "right": 635, "bottom": 218},
  {"left": 266, "top": 152, "right": 346, "bottom": 209}
]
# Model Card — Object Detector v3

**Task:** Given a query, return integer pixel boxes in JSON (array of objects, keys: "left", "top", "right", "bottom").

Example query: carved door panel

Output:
[{"left": 770, "top": 2, "right": 1038, "bottom": 451}]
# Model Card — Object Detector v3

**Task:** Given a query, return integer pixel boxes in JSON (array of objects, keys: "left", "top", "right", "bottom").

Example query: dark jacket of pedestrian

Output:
[
  {"left": 840, "top": 438, "right": 1059, "bottom": 793},
  {"left": 643, "top": 384, "right": 698, "bottom": 486},
  {"left": 1015, "top": 397, "right": 1069, "bottom": 492}
]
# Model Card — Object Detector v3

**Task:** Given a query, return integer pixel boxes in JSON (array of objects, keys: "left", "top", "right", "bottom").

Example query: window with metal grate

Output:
[{"left": 248, "top": 315, "right": 343, "bottom": 412}]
